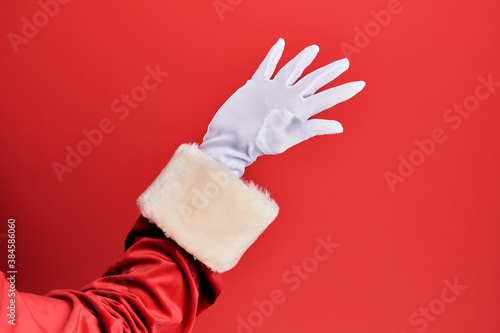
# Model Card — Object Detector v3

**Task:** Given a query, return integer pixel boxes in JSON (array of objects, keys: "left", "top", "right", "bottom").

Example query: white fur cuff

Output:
[{"left": 137, "top": 144, "right": 279, "bottom": 272}]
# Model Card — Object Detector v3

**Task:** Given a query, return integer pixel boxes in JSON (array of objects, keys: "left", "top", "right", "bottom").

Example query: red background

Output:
[{"left": 1, "top": 0, "right": 500, "bottom": 332}]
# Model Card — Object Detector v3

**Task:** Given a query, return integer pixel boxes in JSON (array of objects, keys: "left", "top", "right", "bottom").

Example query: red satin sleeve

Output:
[{"left": 0, "top": 216, "right": 223, "bottom": 332}]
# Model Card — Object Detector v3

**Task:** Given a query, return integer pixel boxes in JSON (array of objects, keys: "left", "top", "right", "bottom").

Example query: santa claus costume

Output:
[{"left": 0, "top": 38, "right": 364, "bottom": 332}]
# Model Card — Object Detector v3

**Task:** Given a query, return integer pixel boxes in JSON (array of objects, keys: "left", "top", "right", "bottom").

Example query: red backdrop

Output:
[{"left": 1, "top": 0, "right": 500, "bottom": 332}]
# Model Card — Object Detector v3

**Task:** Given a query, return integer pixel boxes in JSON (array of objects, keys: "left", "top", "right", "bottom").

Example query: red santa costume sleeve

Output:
[{"left": 0, "top": 144, "right": 279, "bottom": 332}]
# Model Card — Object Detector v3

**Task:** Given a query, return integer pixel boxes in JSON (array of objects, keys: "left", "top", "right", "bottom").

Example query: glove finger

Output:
[
  {"left": 295, "top": 58, "right": 350, "bottom": 98},
  {"left": 274, "top": 44, "right": 319, "bottom": 86},
  {"left": 302, "top": 81, "right": 366, "bottom": 119},
  {"left": 272, "top": 119, "right": 343, "bottom": 153},
  {"left": 252, "top": 38, "right": 286, "bottom": 80},
  {"left": 304, "top": 119, "right": 343, "bottom": 138}
]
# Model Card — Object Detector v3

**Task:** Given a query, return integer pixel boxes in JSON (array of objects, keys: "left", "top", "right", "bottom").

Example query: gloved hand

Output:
[{"left": 200, "top": 38, "right": 365, "bottom": 177}]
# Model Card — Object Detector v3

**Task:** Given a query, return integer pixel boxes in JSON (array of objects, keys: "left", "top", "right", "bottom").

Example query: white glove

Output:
[{"left": 200, "top": 38, "right": 365, "bottom": 177}]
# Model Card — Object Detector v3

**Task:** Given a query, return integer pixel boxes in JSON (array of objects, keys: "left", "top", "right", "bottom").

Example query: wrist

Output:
[
  {"left": 199, "top": 138, "right": 250, "bottom": 178},
  {"left": 137, "top": 144, "right": 279, "bottom": 272}
]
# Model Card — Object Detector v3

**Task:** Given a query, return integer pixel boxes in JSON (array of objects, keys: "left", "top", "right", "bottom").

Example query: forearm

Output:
[
  {"left": 0, "top": 216, "right": 222, "bottom": 333},
  {"left": 0, "top": 142, "right": 277, "bottom": 332}
]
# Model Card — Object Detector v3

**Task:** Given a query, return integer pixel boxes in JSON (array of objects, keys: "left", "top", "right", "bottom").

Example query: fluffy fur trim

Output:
[{"left": 137, "top": 144, "right": 279, "bottom": 272}]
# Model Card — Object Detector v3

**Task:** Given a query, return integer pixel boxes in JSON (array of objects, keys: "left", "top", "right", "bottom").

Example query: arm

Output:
[
  {"left": 0, "top": 38, "right": 363, "bottom": 333},
  {"left": 0, "top": 144, "right": 277, "bottom": 333},
  {"left": 0, "top": 216, "right": 222, "bottom": 333}
]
